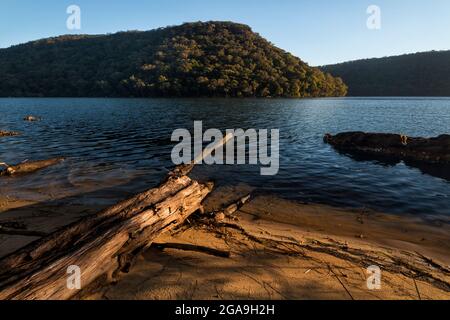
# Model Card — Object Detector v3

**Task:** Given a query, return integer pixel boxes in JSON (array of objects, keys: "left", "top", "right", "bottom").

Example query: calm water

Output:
[{"left": 0, "top": 98, "right": 449, "bottom": 218}]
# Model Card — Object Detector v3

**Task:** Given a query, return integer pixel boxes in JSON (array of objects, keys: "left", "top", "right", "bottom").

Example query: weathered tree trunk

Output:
[
  {"left": 0, "top": 166, "right": 212, "bottom": 300},
  {"left": 0, "top": 132, "right": 232, "bottom": 300}
]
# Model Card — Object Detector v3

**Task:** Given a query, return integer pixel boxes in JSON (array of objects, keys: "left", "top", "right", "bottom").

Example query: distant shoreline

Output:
[{"left": 1, "top": 96, "right": 450, "bottom": 99}]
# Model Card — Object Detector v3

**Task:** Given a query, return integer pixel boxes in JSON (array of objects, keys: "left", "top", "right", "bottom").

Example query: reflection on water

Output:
[
  {"left": 332, "top": 149, "right": 450, "bottom": 181},
  {"left": 0, "top": 97, "right": 449, "bottom": 217}
]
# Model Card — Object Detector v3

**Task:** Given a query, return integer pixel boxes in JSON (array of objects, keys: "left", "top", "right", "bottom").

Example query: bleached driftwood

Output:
[
  {"left": 0, "top": 135, "right": 233, "bottom": 300},
  {"left": 0, "top": 167, "right": 212, "bottom": 300},
  {"left": 210, "top": 194, "right": 251, "bottom": 221}
]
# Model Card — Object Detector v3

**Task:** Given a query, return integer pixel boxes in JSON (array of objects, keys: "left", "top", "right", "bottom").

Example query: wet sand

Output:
[{"left": 1, "top": 185, "right": 449, "bottom": 300}]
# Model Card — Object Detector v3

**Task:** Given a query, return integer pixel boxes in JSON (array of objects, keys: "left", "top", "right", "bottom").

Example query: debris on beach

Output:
[
  {"left": 0, "top": 135, "right": 233, "bottom": 300},
  {"left": 0, "top": 158, "right": 65, "bottom": 177},
  {"left": 1, "top": 131, "right": 449, "bottom": 301},
  {"left": 0, "top": 163, "right": 212, "bottom": 299}
]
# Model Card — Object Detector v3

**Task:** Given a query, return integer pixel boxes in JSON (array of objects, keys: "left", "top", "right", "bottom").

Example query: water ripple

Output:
[{"left": 0, "top": 97, "right": 449, "bottom": 217}]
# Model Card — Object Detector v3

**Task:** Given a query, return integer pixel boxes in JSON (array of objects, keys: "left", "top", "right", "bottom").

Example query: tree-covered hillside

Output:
[
  {"left": 0, "top": 21, "right": 347, "bottom": 98},
  {"left": 321, "top": 51, "right": 450, "bottom": 96}
]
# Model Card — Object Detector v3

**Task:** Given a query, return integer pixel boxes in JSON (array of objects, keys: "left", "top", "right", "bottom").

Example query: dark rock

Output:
[{"left": 324, "top": 132, "right": 450, "bottom": 165}]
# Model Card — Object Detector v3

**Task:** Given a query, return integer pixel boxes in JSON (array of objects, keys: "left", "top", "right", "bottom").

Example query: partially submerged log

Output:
[
  {"left": 0, "top": 130, "right": 20, "bottom": 137},
  {"left": 324, "top": 132, "right": 450, "bottom": 165},
  {"left": 23, "top": 115, "right": 41, "bottom": 122},
  {"left": 0, "top": 158, "right": 65, "bottom": 177},
  {"left": 0, "top": 135, "right": 231, "bottom": 300}
]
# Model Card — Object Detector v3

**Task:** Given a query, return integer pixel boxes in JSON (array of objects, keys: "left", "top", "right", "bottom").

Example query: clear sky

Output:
[{"left": 1, "top": 0, "right": 449, "bottom": 66}]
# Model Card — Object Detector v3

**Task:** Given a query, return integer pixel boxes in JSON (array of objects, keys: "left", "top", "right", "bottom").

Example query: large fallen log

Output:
[
  {"left": 0, "top": 166, "right": 212, "bottom": 300},
  {"left": 324, "top": 132, "right": 450, "bottom": 164},
  {"left": 0, "top": 134, "right": 233, "bottom": 300}
]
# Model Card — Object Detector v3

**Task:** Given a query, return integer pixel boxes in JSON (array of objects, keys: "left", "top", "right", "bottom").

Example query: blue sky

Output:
[{"left": 1, "top": 0, "right": 449, "bottom": 66}]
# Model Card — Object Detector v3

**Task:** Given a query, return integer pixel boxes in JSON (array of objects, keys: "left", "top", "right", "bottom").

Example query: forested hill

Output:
[
  {"left": 0, "top": 21, "right": 347, "bottom": 98},
  {"left": 321, "top": 50, "right": 450, "bottom": 96}
]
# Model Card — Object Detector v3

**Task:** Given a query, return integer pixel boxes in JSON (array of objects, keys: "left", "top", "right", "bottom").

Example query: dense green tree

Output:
[
  {"left": 321, "top": 51, "right": 450, "bottom": 96},
  {"left": 0, "top": 21, "right": 347, "bottom": 98}
]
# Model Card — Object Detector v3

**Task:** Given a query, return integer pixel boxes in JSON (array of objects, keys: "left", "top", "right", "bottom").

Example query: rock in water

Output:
[{"left": 324, "top": 132, "right": 450, "bottom": 164}]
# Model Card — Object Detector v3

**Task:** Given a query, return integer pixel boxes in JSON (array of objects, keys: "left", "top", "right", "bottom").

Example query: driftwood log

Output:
[
  {"left": 152, "top": 242, "right": 231, "bottom": 258},
  {"left": 0, "top": 134, "right": 234, "bottom": 300},
  {"left": 0, "top": 164, "right": 212, "bottom": 300},
  {"left": 324, "top": 132, "right": 450, "bottom": 164},
  {"left": 0, "top": 158, "right": 65, "bottom": 177},
  {"left": 0, "top": 130, "right": 20, "bottom": 137},
  {"left": 210, "top": 194, "right": 251, "bottom": 222}
]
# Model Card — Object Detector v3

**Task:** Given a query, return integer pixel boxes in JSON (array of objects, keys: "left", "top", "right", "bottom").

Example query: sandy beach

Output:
[{"left": 2, "top": 184, "right": 449, "bottom": 300}]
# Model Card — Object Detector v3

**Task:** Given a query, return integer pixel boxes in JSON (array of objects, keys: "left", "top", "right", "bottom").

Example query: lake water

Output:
[{"left": 0, "top": 98, "right": 449, "bottom": 218}]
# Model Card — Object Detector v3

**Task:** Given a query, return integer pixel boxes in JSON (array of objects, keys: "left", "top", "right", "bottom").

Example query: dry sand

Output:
[
  {"left": 1, "top": 185, "right": 449, "bottom": 300},
  {"left": 85, "top": 186, "right": 450, "bottom": 300}
]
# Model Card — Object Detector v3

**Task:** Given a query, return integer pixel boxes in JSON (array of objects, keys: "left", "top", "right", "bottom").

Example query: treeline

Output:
[
  {"left": 0, "top": 21, "right": 347, "bottom": 98},
  {"left": 321, "top": 50, "right": 450, "bottom": 96}
]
